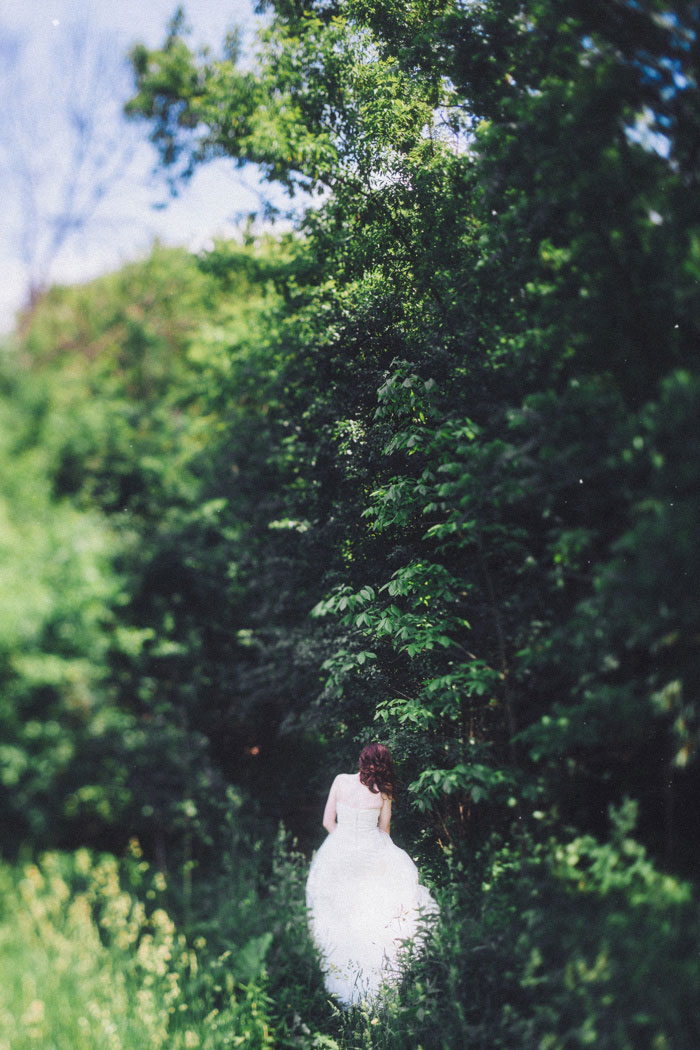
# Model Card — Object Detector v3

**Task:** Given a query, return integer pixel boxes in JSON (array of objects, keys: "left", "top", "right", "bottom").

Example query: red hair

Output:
[{"left": 359, "top": 743, "right": 396, "bottom": 799}]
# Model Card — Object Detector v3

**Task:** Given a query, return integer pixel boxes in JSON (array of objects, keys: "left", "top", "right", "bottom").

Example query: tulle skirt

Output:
[{"left": 305, "top": 818, "right": 438, "bottom": 1007}]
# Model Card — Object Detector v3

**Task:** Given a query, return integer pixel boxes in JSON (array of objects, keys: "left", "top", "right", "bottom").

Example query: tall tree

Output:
[{"left": 124, "top": 0, "right": 700, "bottom": 862}]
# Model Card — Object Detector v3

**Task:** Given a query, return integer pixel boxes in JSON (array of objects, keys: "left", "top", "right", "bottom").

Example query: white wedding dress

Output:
[{"left": 306, "top": 802, "right": 438, "bottom": 1007}]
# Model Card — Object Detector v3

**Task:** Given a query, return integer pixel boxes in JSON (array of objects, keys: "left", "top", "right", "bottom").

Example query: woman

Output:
[{"left": 305, "top": 743, "right": 438, "bottom": 1007}]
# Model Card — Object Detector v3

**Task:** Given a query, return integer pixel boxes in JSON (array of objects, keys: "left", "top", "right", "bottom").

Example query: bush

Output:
[{"left": 364, "top": 808, "right": 700, "bottom": 1050}]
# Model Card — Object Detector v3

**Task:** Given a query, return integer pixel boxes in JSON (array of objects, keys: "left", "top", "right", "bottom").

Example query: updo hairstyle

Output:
[{"left": 358, "top": 742, "right": 396, "bottom": 799}]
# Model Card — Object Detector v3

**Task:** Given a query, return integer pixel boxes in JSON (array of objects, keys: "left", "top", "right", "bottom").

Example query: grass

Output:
[
  {"left": 1, "top": 813, "right": 699, "bottom": 1050},
  {"left": 0, "top": 848, "right": 274, "bottom": 1050}
]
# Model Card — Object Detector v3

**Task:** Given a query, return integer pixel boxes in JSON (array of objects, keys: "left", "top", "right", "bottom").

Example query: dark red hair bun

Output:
[{"left": 359, "top": 743, "right": 396, "bottom": 799}]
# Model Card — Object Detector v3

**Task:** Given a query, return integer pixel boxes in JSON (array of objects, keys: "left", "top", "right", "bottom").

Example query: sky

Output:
[{"left": 0, "top": 0, "right": 275, "bottom": 331}]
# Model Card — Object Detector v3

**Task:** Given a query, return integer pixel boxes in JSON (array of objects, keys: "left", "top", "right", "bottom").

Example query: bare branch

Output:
[{"left": 0, "top": 17, "right": 142, "bottom": 305}]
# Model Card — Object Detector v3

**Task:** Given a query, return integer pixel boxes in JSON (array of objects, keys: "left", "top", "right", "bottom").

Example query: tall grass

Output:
[
  {"left": 0, "top": 848, "right": 274, "bottom": 1050},
  {"left": 1, "top": 805, "right": 699, "bottom": 1050}
]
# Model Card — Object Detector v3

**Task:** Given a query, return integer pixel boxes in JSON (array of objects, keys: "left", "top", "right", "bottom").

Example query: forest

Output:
[{"left": 1, "top": 1, "right": 699, "bottom": 1047}]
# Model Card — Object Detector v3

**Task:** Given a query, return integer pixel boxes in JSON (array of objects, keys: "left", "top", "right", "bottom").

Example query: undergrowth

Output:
[{"left": 1, "top": 800, "right": 698, "bottom": 1050}]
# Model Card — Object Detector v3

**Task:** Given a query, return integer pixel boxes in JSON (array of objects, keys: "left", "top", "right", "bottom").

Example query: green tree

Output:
[{"left": 125, "top": 0, "right": 700, "bottom": 865}]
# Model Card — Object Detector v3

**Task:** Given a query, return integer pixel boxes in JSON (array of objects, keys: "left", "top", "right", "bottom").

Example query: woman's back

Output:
[{"left": 334, "top": 772, "right": 383, "bottom": 810}]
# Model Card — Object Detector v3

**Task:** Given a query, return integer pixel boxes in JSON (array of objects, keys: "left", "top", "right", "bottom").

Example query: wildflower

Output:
[
  {"left": 75, "top": 849, "right": 92, "bottom": 875},
  {"left": 23, "top": 865, "right": 44, "bottom": 890},
  {"left": 21, "top": 999, "right": 45, "bottom": 1038}
]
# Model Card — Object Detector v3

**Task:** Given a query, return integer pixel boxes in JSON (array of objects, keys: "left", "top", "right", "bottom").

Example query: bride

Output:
[{"left": 305, "top": 743, "right": 438, "bottom": 1007}]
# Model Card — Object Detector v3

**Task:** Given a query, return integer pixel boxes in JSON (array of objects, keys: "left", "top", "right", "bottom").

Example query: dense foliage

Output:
[
  {"left": 124, "top": 0, "right": 700, "bottom": 863},
  {"left": 2, "top": 0, "right": 700, "bottom": 1046}
]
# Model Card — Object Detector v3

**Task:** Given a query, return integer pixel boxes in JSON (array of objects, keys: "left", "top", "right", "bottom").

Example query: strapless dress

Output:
[{"left": 305, "top": 803, "right": 438, "bottom": 1006}]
